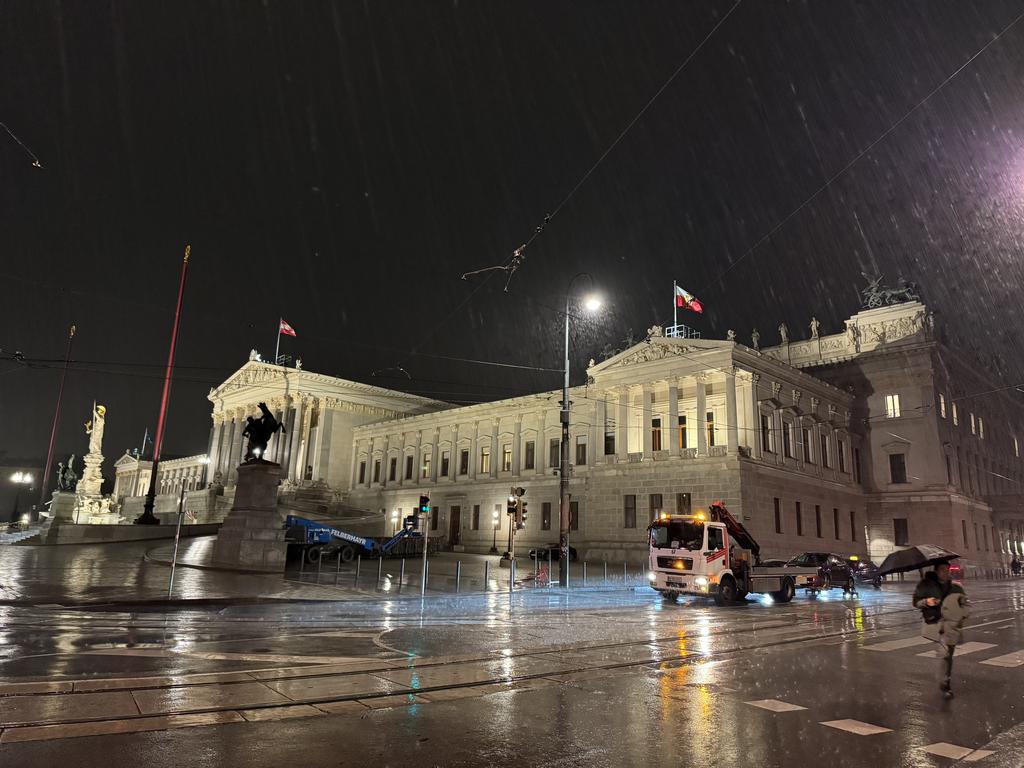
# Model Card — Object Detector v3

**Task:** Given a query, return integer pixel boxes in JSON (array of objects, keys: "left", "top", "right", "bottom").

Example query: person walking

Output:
[
  {"left": 913, "top": 563, "right": 968, "bottom": 699},
  {"left": 1011, "top": 555, "right": 1021, "bottom": 577}
]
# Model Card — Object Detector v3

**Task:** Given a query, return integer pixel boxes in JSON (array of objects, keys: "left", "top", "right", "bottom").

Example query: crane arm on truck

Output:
[{"left": 709, "top": 502, "right": 760, "bottom": 561}]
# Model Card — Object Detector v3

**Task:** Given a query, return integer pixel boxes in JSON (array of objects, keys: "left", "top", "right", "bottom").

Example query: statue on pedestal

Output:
[
  {"left": 56, "top": 454, "right": 78, "bottom": 492},
  {"left": 809, "top": 317, "right": 821, "bottom": 339},
  {"left": 778, "top": 323, "right": 789, "bottom": 344},
  {"left": 242, "top": 402, "right": 286, "bottom": 462},
  {"left": 751, "top": 328, "right": 760, "bottom": 351},
  {"left": 84, "top": 404, "right": 106, "bottom": 455}
]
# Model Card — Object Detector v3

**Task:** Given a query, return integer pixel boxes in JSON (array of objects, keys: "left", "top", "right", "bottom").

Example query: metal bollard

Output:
[
  {"left": 509, "top": 559, "right": 515, "bottom": 593},
  {"left": 400, "top": 558, "right": 406, "bottom": 589},
  {"left": 316, "top": 552, "right": 322, "bottom": 582},
  {"left": 484, "top": 561, "right": 489, "bottom": 592},
  {"left": 355, "top": 555, "right": 361, "bottom": 584},
  {"left": 456, "top": 560, "right": 462, "bottom": 593},
  {"left": 548, "top": 549, "right": 553, "bottom": 587},
  {"left": 623, "top": 560, "right": 627, "bottom": 584},
  {"left": 335, "top": 551, "right": 342, "bottom": 585},
  {"left": 421, "top": 559, "right": 429, "bottom": 595},
  {"left": 376, "top": 556, "right": 383, "bottom": 587},
  {"left": 604, "top": 560, "right": 608, "bottom": 584},
  {"left": 583, "top": 561, "right": 587, "bottom": 586},
  {"left": 299, "top": 550, "right": 305, "bottom": 578}
]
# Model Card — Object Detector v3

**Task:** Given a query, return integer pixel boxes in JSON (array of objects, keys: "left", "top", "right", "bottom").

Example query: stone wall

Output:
[{"left": 45, "top": 522, "right": 220, "bottom": 545}]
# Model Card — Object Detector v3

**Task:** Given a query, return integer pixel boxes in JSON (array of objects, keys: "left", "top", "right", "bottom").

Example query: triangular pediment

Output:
[
  {"left": 588, "top": 337, "right": 734, "bottom": 375},
  {"left": 114, "top": 452, "right": 140, "bottom": 467}
]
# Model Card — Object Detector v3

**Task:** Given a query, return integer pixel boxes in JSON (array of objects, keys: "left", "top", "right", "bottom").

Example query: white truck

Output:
[{"left": 647, "top": 502, "right": 819, "bottom": 605}]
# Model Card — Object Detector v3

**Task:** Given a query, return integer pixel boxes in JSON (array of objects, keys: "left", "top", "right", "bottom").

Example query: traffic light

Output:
[
  {"left": 418, "top": 495, "right": 430, "bottom": 515},
  {"left": 507, "top": 496, "right": 517, "bottom": 518},
  {"left": 518, "top": 500, "right": 528, "bottom": 529}
]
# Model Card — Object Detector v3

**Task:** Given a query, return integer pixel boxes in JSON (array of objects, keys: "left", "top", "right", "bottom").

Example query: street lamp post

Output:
[
  {"left": 489, "top": 509, "right": 499, "bottom": 554},
  {"left": 559, "top": 274, "right": 602, "bottom": 587}
]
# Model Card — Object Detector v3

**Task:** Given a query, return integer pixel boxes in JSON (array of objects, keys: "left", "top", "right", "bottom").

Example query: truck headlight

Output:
[
  {"left": 647, "top": 571, "right": 656, "bottom": 582},
  {"left": 694, "top": 576, "right": 709, "bottom": 587}
]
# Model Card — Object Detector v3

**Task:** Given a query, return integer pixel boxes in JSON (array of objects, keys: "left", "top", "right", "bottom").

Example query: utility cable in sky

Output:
[
  {"left": 698, "top": 7, "right": 1024, "bottom": 296},
  {"left": 1, "top": 121, "right": 43, "bottom": 168},
  {"left": 459, "top": 0, "right": 742, "bottom": 292}
]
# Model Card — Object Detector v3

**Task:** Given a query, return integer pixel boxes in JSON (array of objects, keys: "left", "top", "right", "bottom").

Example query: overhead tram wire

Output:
[{"left": 697, "top": 7, "right": 1024, "bottom": 298}]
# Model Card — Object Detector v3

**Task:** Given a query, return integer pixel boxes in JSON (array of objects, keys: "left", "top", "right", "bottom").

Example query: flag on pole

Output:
[
  {"left": 279, "top": 319, "right": 297, "bottom": 337},
  {"left": 674, "top": 284, "right": 704, "bottom": 314}
]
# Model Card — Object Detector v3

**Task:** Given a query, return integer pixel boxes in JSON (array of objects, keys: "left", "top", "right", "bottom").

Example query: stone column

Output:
[
  {"left": 207, "top": 417, "right": 222, "bottom": 481},
  {"left": 536, "top": 410, "right": 546, "bottom": 476},
  {"left": 271, "top": 405, "right": 286, "bottom": 463},
  {"left": 616, "top": 389, "right": 628, "bottom": 461},
  {"left": 512, "top": 415, "right": 522, "bottom": 477},
  {"left": 749, "top": 374, "right": 762, "bottom": 460},
  {"left": 668, "top": 381, "right": 680, "bottom": 456},
  {"left": 380, "top": 433, "right": 392, "bottom": 486},
  {"left": 642, "top": 384, "right": 653, "bottom": 458},
  {"left": 311, "top": 407, "right": 331, "bottom": 481},
  {"left": 490, "top": 418, "right": 499, "bottom": 478},
  {"left": 221, "top": 417, "right": 236, "bottom": 477},
  {"left": 450, "top": 425, "right": 459, "bottom": 480},
  {"left": 280, "top": 403, "right": 296, "bottom": 472},
  {"left": 430, "top": 430, "right": 440, "bottom": 482},
  {"left": 470, "top": 421, "right": 480, "bottom": 479},
  {"left": 592, "top": 396, "right": 604, "bottom": 466},
  {"left": 725, "top": 369, "right": 739, "bottom": 455},
  {"left": 696, "top": 374, "right": 708, "bottom": 456},
  {"left": 288, "top": 397, "right": 306, "bottom": 481}
]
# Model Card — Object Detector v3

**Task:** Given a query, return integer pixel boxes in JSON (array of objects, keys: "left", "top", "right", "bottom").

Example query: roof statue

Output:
[{"left": 860, "top": 273, "right": 921, "bottom": 308}]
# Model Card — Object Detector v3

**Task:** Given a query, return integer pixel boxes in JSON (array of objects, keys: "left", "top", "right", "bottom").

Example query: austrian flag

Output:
[
  {"left": 279, "top": 319, "right": 297, "bottom": 337},
  {"left": 674, "top": 284, "right": 704, "bottom": 314}
]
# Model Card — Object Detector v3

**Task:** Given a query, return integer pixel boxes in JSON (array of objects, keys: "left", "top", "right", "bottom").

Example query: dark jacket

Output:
[{"left": 913, "top": 571, "right": 965, "bottom": 624}]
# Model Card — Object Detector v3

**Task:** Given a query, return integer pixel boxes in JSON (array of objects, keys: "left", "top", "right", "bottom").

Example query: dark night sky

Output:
[{"left": 2, "top": 1, "right": 1024, "bottom": 470}]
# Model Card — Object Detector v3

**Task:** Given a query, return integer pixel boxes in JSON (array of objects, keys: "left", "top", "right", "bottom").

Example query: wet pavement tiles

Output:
[
  {"left": 237, "top": 704, "right": 325, "bottom": 722},
  {"left": 0, "top": 711, "right": 246, "bottom": 744},
  {"left": 263, "top": 672, "right": 399, "bottom": 701},
  {"left": 131, "top": 681, "right": 290, "bottom": 715},
  {"left": 0, "top": 690, "right": 140, "bottom": 727}
]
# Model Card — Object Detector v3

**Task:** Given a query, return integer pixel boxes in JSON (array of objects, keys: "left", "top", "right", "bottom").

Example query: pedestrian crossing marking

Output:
[
  {"left": 921, "top": 742, "right": 995, "bottom": 762},
  {"left": 915, "top": 642, "right": 996, "bottom": 658},
  {"left": 979, "top": 650, "right": 1024, "bottom": 668},
  {"left": 863, "top": 636, "right": 932, "bottom": 652},
  {"left": 744, "top": 699, "right": 807, "bottom": 712},
  {"left": 821, "top": 719, "right": 892, "bottom": 736}
]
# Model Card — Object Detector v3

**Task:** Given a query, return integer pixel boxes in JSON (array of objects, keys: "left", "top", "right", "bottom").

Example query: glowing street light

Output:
[{"left": 9, "top": 472, "right": 34, "bottom": 523}]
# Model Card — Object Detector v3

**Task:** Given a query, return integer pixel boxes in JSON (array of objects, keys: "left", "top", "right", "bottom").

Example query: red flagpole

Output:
[
  {"left": 136, "top": 245, "right": 191, "bottom": 524},
  {"left": 38, "top": 323, "right": 76, "bottom": 514}
]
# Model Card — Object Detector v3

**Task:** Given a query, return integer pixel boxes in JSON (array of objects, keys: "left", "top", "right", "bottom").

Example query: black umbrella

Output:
[{"left": 878, "top": 544, "right": 960, "bottom": 575}]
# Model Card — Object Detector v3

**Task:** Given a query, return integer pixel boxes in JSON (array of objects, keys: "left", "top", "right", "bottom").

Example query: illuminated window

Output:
[
  {"left": 939, "top": 393, "right": 947, "bottom": 419},
  {"left": 422, "top": 453, "right": 432, "bottom": 479},
  {"left": 677, "top": 415, "right": 687, "bottom": 450},
  {"left": 501, "top": 445, "right": 512, "bottom": 472},
  {"left": 978, "top": 418, "right": 985, "bottom": 440},
  {"left": 802, "top": 428, "right": 813, "bottom": 463},
  {"left": 706, "top": 411, "right": 716, "bottom": 447},
  {"left": 479, "top": 448, "right": 490, "bottom": 475},
  {"left": 1015, "top": 436, "right": 1020, "bottom": 458},
  {"left": 970, "top": 413, "right": 976, "bottom": 435},
  {"left": 884, "top": 394, "right": 901, "bottom": 419},
  {"left": 575, "top": 436, "right": 587, "bottom": 465},
  {"left": 782, "top": 421, "right": 794, "bottom": 459},
  {"left": 651, "top": 418, "right": 662, "bottom": 452},
  {"left": 952, "top": 403, "right": 959, "bottom": 426}
]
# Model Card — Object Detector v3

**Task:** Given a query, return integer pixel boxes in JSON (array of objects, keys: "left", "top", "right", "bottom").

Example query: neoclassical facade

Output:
[{"left": 113, "top": 453, "right": 210, "bottom": 502}]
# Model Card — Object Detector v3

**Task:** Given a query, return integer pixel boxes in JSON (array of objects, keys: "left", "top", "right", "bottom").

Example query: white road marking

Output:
[
  {"left": 916, "top": 642, "right": 996, "bottom": 658},
  {"left": 980, "top": 650, "right": 1024, "bottom": 668},
  {"left": 863, "top": 636, "right": 932, "bottom": 652},
  {"left": 821, "top": 719, "right": 892, "bottom": 736},
  {"left": 921, "top": 742, "right": 995, "bottom": 762},
  {"left": 744, "top": 699, "right": 807, "bottom": 712}
]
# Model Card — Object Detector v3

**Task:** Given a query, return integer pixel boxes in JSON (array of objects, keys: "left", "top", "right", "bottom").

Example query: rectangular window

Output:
[
  {"left": 373, "top": 460, "right": 381, "bottom": 483},
  {"left": 479, "top": 448, "right": 490, "bottom": 475},
  {"left": 651, "top": 418, "right": 663, "bottom": 452},
  {"left": 820, "top": 434, "right": 830, "bottom": 468},
  {"left": 939, "top": 393, "right": 947, "bottom": 419},
  {"left": 502, "top": 446, "right": 512, "bottom": 472},
  {"left": 893, "top": 518, "right": 909, "bottom": 547},
  {"left": 782, "top": 422, "right": 793, "bottom": 458},
  {"left": 850, "top": 510, "right": 857, "bottom": 542},
  {"left": 524, "top": 441, "right": 536, "bottom": 470},
  {"left": 422, "top": 454, "right": 432, "bottom": 479},
  {"left": 979, "top": 417, "right": 985, "bottom": 440},
  {"left": 405, "top": 454, "right": 414, "bottom": 480},
  {"left": 570, "top": 500, "right": 580, "bottom": 531},
  {"left": 575, "top": 436, "right": 587, "bottom": 465},
  {"left": 815, "top": 505, "right": 822, "bottom": 538},
  {"left": 358, "top": 461, "right": 366, "bottom": 484},
  {"left": 795, "top": 502, "right": 803, "bottom": 536},
  {"left": 623, "top": 494, "right": 636, "bottom": 529},
  {"left": 962, "top": 520, "right": 969, "bottom": 549},
  {"left": 952, "top": 403, "right": 959, "bottom": 426},
  {"left": 549, "top": 438, "right": 560, "bottom": 469},
  {"left": 604, "top": 432, "right": 615, "bottom": 455},
  {"left": 1016, "top": 436, "right": 1021, "bottom": 458},
  {"left": 707, "top": 526, "right": 724, "bottom": 551},
  {"left": 472, "top": 504, "right": 480, "bottom": 530},
  {"left": 837, "top": 439, "right": 847, "bottom": 473},
  {"left": 889, "top": 453, "right": 907, "bottom": 484},
  {"left": 676, "top": 492, "right": 691, "bottom": 515},
  {"left": 459, "top": 449, "right": 469, "bottom": 475},
  {"left": 885, "top": 394, "right": 901, "bottom": 419},
  {"left": 970, "top": 413, "right": 976, "bottom": 435},
  {"left": 706, "top": 411, "right": 716, "bottom": 447},
  {"left": 761, "top": 413, "right": 773, "bottom": 453},
  {"left": 774, "top": 498, "right": 782, "bottom": 534},
  {"left": 802, "top": 428, "right": 813, "bottom": 463},
  {"left": 430, "top": 506, "right": 439, "bottom": 531},
  {"left": 678, "top": 416, "right": 687, "bottom": 449},
  {"left": 388, "top": 457, "right": 397, "bottom": 482},
  {"left": 440, "top": 451, "right": 449, "bottom": 478},
  {"left": 649, "top": 493, "right": 663, "bottom": 523},
  {"left": 541, "top": 502, "right": 552, "bottom": 531},
  {"left": 833, "top": 508, "right": 840, "bottom": 540}
]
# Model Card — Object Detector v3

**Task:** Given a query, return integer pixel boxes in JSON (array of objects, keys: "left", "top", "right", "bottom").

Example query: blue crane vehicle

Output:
[{"left": 285, "top": 514, "right": 423, "bottom": 564}]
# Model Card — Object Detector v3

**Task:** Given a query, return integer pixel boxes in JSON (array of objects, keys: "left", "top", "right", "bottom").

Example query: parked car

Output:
[
  {"left": 758, "top": 559, "right": 788, "bottom": 568},
  {"left": 846, "top": 556, "right": 883, "bottom": 588},
  {"left": 528, "top": 543, "right": 579, "bottom": 562},
  {"left": 786, "top": 552, "right": 856, "bottom": 593}
]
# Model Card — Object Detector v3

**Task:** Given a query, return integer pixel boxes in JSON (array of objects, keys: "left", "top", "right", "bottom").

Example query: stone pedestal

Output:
[
  {"left": 211, "top": 461, "right": 287, "bottom": 572},
  {"left": 49, "top": 491, "right": 77, "bottom": 522}
]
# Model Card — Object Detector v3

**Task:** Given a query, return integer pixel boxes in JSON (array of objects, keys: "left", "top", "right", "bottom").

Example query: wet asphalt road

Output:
[{"left": 1, "top": 575, "right": 1023, "bottom": 766}]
